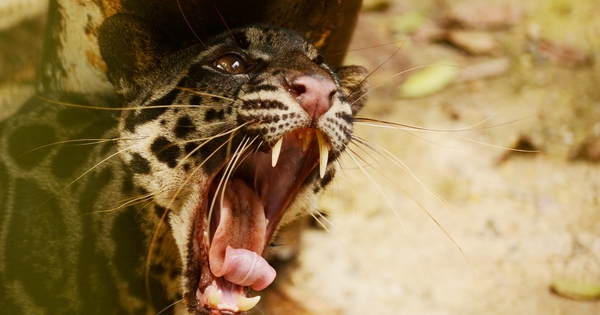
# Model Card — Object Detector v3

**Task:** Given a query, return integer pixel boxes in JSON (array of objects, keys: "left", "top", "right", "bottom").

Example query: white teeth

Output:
[
  {"left": 302, "top": 131, "right": 315, "bottom": 152},
  {"left": 316, "top": 130, "right": 329, "bottom": 179},
  {"left": 237, "top": 295, "right": 261, "bottom": 311},
  {"left": 208, "top": 290, "right": 222, "bottom": 307},
  {"left": 271, "top": 137, "right": 283, "bottom": 167}
]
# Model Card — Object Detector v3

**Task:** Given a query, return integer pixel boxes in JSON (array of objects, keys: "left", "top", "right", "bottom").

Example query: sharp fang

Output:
[
  {"left": 271, "top": 137, "right": 283, "bottom": 167},
  {"left": 208, "top": 290, "right": 222, "bottom": 307},
  {"left": 316, "top": 130, "right": 328, "bottom": 179},
  {"left": 238, "top": 295, "right": 261, "bottom": 311}
]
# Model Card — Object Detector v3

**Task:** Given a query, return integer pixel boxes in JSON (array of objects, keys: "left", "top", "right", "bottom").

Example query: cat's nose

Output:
[{"left": 289, "top": 75, "right": 337, "bottom": 122}]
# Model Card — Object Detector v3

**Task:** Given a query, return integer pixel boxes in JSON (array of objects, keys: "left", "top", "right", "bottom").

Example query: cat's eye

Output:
[{"left": 215, "top": 54, "right": 247, "bottom": 74}]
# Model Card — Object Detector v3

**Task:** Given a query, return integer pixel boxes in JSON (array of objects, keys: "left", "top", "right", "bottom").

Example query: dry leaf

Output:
[
  {"left": 446, "top": 2, "right": 523, "bottom": 30},
  {"left": 528, "top": 38, "right": 591, "bottom": 67},
  {"left": 446, "top": 30, "right": 501, "bottom": 55}
]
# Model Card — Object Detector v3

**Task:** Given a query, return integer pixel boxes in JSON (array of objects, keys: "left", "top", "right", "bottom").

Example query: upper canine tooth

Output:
[
  {"left": 271, "top": 138, "right": 283, "bottom": 167},
  {"left": 237, "top": 295, "right": 261, "bottom": 311},
  {"left": 316, "top": 130, "right": 328, "bottom": 179}
]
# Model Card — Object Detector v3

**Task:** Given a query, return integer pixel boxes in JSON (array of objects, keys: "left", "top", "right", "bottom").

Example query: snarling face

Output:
[{"left": 99, "top": 15, "right": 368, "bottom": 314}]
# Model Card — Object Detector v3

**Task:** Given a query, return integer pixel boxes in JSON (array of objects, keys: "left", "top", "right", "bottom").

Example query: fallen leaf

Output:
[
  {"left": 446, "top": 2, "right": 523, "bottom": 30},
  {"left": 398, "top": 60, "right": 459, "bottom": 98},
  {"left": 528, "top": 38, "right": 591, "bottom": 67},
  {"left": 551, "top": 279, "right": 600, "bottom": 301},
  {"left": 569, "top": 135, "right": 600, "bottom": 162},
  {"left": 456, "top": 58, "right": 511, "bottom": 82},
  {"left": 446, "top": 30, "right": 501, "bottom": 55}
]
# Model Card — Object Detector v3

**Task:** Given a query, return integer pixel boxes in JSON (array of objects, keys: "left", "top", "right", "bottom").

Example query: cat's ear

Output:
[
  {"left": 336, "top": 65, "right": 369, "bottom": 115},
  {"left": 98, "top": 14, "right": 185, "bottom": 101}
]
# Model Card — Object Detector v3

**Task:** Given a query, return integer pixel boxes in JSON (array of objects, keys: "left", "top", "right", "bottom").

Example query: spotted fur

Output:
[{"left": 0, "top": 13, "right": 368, "bottom": 315}]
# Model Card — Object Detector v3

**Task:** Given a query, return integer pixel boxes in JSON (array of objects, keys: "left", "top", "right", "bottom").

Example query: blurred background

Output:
[{"left": 1, "top": 0, "right": 599, "bottom": 314}]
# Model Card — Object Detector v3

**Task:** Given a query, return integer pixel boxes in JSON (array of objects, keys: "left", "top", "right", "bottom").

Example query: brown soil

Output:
[
  {"left": 292, "top": 1, "right": 600, "bottom": 314},
  {"left": 1, "top": 1, "right": 599, "bottom": 314}
]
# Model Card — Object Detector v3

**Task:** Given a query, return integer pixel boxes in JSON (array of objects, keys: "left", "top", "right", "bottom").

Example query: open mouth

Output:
[{"left": 185, "top": 128, "right": 330, "bottom": 314}]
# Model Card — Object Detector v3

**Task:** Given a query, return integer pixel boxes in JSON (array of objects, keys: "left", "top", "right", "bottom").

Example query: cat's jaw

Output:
[{"left": 182, "top": 127, "right": 327, "bottom": 314}]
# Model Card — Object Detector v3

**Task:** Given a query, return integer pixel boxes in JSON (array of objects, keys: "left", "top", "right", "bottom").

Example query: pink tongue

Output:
[{"left": 208, "top": 179, "right": 276, "bottom": 291}]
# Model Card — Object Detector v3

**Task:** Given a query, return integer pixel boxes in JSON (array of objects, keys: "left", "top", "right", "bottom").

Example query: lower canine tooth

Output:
[
  {"left": 271, "top": 138, "right": 283, "bottom": 167},
  {"left": 238, "top": 295, "right": 261, "bottom": 311},
  {"left": 208, "top": 290, "right": 222, "bottom": 307},
  {"left": 316, "top": 130, "right": 328, "bottom": 179}
]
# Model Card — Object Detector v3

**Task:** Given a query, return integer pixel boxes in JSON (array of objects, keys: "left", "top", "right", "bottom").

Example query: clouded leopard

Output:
[{"left": 0, "top": 10, "right": 368, "bottom": 315}]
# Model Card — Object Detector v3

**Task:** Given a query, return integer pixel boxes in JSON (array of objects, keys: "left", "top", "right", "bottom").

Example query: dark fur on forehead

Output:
[
  {"left": 98, "top": 13, "right": 200, "bottom": 102},
  {"left": 99, "top": 17, "right": 321, "bottom": 103},
  {"left": 209, "top": 25, "right": 319, "bottom": 58}
]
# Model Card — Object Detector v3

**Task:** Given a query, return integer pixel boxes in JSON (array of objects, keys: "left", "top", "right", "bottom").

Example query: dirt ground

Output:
[
  {"left": 290, "top": 1, "right": 600, "bottom": 314},
  {"left": 1, "top": 1, "right": 599, "bottom": 314}
]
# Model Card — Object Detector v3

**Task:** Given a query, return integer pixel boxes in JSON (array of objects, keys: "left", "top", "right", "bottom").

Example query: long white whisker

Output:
[
  {"left": 156, "top": 298, "right": 184, "bottom": 315},
  {"left": 144, "top": 130, "right": 245, "bottom": 304},
  {"left": 351, "top": 135, "right": 485, "bottom": 237},
  {"left": 85, "top": 190, "right": 158, "bottom": 215},
  {"left": 171, "top": 122, "right": 254, "bottom": 172},
  {"left": 348, "top": 136, "right": 484, "bottom": 288},
  {"left": 307, "top": 197, "right": 377, "bottom": 293},
  {"left": 209, "top": 136, "right": 258, "bottom": 244},
  {"left": 351, "top": 63, "right": 466, "bottom": 105},
  {"left": 344, "top": 149, "right": 410, "bottom": 236},
  {"left": 45, "top": 143, "right": 138, "bottom": 204}
]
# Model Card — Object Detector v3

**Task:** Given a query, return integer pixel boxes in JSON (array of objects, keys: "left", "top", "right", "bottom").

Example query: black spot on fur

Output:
[
  {"left": 77, "top": 166, "right": 113, "bottom": 211},
  {"left": 74, "top": 166, "right": 144, "bottom": 315},
  {"left": 124, "top": 107, "right": 168, "bottom": 133},
  {"left": 248, "top": 77, "right": 265, "bottom": 85},
  {"left": 154, "top": 204, "right": 167, "bottom": 219},
  {"left": 111, "top": 206, "right": 145, "bottom": 283},
  {"left": 121, "top": 174, "right": 135, "bottom": 195},
  {"left": 174, "top": 116, "right": 196, "bottom": 139},
  {"left": 129, "top": 153, "right": 151, "bottom": 174},
  {"left": 245, "top": 84, "right": 279, "bottom": 94},
  {"left": 320, "top": 169, "right": 334, "bottom": 188},
  {"left": 335, "top": 112, "right": 353, "bottom": 125},
  {"left": 233, "top": 32, "right": 250, "bottom": 50},
  {"left": 204, "top": 108, "right": 225, "bottom": 122},
  {"left": 197, "top": 132, "right": 239, "bottom": 174},
  {"left": 151, "top": 137, "right": 181, "bottom": 168},
  {"left": 242, "top": 99, "right": 288, "bottom": 110},
  {"left": 153, "top": 89, "right": 179, "bottom": 106},
  {"left": 7, "top": 124, "right": 56, "bottom": 170},
  {"left": 190, "top": 95, "right": 203, "bottom": 105},
  {"left": 171, "top": 268, "right": 181, "bottom": 280},
  {"left": 51, "top": 121, "right": 111, "bottom": 179},
  {"left": 312, "top": 54, "right": 324, "bottom": 65},
  {"left": 184, "top": 142, "right": 200, "bottom": 156}
]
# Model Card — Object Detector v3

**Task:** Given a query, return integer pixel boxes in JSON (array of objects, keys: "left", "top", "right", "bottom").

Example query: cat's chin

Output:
[{"left": 185, "top": 128, "right": 327, "bottom": 314}]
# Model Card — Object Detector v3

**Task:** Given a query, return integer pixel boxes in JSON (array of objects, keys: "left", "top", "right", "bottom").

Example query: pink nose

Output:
[{"left": 289, "top": 75, "right": 337, "bottom": 122}]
